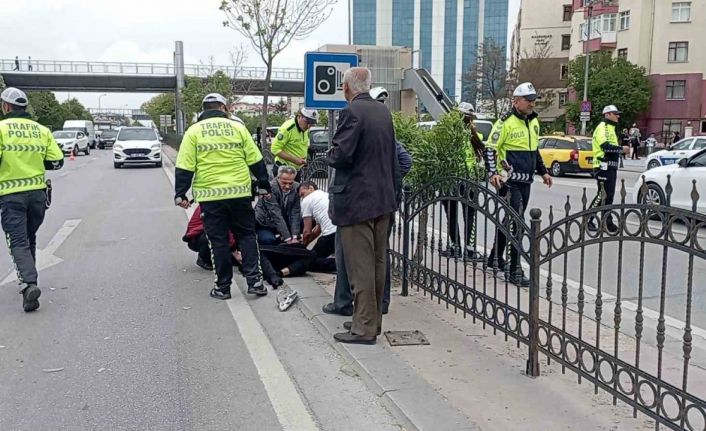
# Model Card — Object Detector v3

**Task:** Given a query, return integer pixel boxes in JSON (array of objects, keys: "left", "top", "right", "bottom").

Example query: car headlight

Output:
[
  {"left": 113, "top": 145, "right": 123, "bottom": 151},
  {"left": 151, "top": 144, "right": 160, "bottom": 150}
]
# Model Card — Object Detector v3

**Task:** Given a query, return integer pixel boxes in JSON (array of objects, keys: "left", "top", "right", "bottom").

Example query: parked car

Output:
[
  {"left": 538, "top": 135, "right": 594, "bottom": 176},
  {"left": 98, "top": 130, "right": 118, "bottom": 149},
  {"left": 112, "top": 127, "right": 162, "bottom": 168},
  {"left": 63, "top": 120, "right": 97, "bottom": 149},
  {"left": 645, "top": 136, "right": 706, "bottom": 170},
  {"left": 634, "top": 148, "right": 706, "bottom": 212},
  {"left": 52, "top": 130, "right": 90, "bottom": 156},
  {"left": 308, "top": 127, "right": 329, "bottom": 158}
]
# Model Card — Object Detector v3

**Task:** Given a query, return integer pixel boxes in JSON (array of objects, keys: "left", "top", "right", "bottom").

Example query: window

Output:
[
  {"left": 693, "top": 138, "right": 706, "bottom": 150},
  {"left": 672, "top": 2, "right": 691, "bottom": 22},
  {"left": 577, "top": 140, "right": 592, "bottom": 151},
  {"left": 672, "top": 138, "right": 693, "bottom": 150},
  {"left": 558, "top": 92, "right": 568, "bottom": 107},
  {"left": 619, "top": 11, "right": 630, "bottom": 30},
  {"left": 702, "top": 121, "right": 706, "bottom": 134},
  {"left": 560, "top": 64, "right": 569, "bottom": 80},
  {"left": 668, "top": 42, "right": 689, "bottom": 62},
  {"left": 579, "top": 23, "right": 587, "bottom": 41},
  {"left": 563, "top": 5, "right": 573, "bottom": 21},
  {"left": 617, "top": 48, "right": 628, "bottom": 58},
  {"left": 543, "top": 139, "right": 557, "bottom": 149},
  {"left": 555, "top": 140, "right": 575, "bottom": 150},
  {"left": 663, "top": 120, "right": 683, "bottom": 141},
  {"left": 666, "top": 80, "right": 686, "bottom": 100},
  {"left": 561, "top": 35, "right": 571, "bottom": 50}
]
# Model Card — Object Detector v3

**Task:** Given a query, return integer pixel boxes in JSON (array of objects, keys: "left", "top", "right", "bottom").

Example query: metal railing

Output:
[
  {"left": 389, "top": 176, "right": 706, "bottom": 430},
  {"left": 0, "top": 59, "right": 304, "bottom": 81}
]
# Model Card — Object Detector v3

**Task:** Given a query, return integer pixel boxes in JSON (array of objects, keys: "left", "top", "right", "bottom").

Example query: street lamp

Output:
[
  {"left": 580, "top": 0, "right": 595, "bottom": 136},
  {"left": 98, "top": 93, "right": 107, "bottom": 112}
]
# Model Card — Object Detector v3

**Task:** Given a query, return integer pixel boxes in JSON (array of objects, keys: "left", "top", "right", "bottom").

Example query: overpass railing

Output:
[{"left": 0, "top": 59, "right": 304, "bottom": 81}]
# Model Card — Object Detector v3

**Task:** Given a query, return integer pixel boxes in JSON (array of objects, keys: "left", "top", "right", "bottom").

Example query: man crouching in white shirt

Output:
[{"left": 299, "top": 181, "right": 337, "bottom": 269}]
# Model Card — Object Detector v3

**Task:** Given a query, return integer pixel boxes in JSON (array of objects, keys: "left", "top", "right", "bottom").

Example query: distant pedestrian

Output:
[
  {"left": 13, "top": 56, "right": 19, "bottom": 71},
  {"left": 620, "top": 128, "right": 629, "bottom": 159},
  {"left": 645, "top": 133, "right": 657, "bottom": 155},
  {"left": 327, "top": 67, "right": 397, "bottom": 345},
  {"left": 27, "top": 56, "right": 32, "bottom": 72},
  {"left": 629, "top": 123, "right": 641, "bottom": 160},
  {"left": 673, "top": 131, "right": 682, "bottom": 145}
]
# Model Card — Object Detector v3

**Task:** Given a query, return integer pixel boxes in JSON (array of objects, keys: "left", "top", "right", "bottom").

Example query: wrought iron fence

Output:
[
  {"left": 300, "top": 157, "right": 331, "bottom": 192},
  {"left": 390, "top": 176, "right": 706, "bottom": 430}
]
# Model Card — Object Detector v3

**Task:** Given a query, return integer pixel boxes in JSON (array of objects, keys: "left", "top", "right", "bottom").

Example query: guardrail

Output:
[{"left": 0, "top": 59, "right": 304, "bottom": 81}]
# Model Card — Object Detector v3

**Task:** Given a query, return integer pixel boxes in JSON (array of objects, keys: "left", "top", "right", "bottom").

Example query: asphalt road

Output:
[{"left": 0, "top": 150, "right": 399, "bottom": 431}]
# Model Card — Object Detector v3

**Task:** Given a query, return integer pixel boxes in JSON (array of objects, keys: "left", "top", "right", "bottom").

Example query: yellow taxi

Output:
[{"left": 538, "top": 134, "right": 594, "bottom": 176}]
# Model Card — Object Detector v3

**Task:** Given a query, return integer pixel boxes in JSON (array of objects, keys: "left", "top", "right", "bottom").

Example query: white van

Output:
[{"left": 63, "top": 120, "right": 97, "bottom": 149}]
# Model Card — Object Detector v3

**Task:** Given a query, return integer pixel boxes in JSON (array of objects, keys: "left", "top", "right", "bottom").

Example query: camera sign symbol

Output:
[{"left": 305, "top": 52, "right": 359, "bottom": 110}]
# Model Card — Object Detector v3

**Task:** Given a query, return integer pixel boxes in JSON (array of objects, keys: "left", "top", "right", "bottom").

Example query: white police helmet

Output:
[
  {"left": 458, "top": 102, "right": 475, "bottom": 116},
  {"left": 299, "top": 108, "right": 319, "bottom": 124},
  {"left": 1, "top": 87, "right": 28, "bottom": 107},
  {"left": 369, "top": 86, "right": 389, "bottom": 102},
  {"left": 202, "top": 93, "right": 228, "bottom": 107},
  {"left": 602, "top": 105, "right": 622, "bottom": 115}
]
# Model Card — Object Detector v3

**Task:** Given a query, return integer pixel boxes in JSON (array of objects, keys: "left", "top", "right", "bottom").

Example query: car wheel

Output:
[
  {"left": 640, "top": 183, "right": 666, "bottom": 206},
  {"left": 84, "top": 145, "right": 90, "bottom": 156},
  {"left": 114, "top": 162, "right": 121, "bottom": 169},
  {"left": 647, "top": 159, "right": 661, "bottom": 170},
  {"left": 155, "top": 161, "right": 163, "bottom": 168},
  {"left": 72, "top": 146, "right": 78, "bottom": 157},
  {"left": 550, "top": 161, "right": 562, "bottom": 177}
]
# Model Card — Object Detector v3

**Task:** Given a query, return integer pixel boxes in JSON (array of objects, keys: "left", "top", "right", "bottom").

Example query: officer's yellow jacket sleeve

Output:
[
  {"left": 240, "top": 127, "right": 263, "bottom": 166},
  {"left": 484, "top": 118, "right": 507, "bottom": 175},
  {"left": 176, "top": 128, "right": 197, "bottom": 172},
  {"left": 45, "top": 132, "right": 64, "bottom": 161},
  {"left": 270, "top": 126, "right": 288, "bottom": 156}
]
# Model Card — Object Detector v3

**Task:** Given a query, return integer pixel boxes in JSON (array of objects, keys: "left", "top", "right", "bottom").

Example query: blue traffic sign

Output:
[{"left": 304, "top": 52, "right": 359, "bottom": 110}]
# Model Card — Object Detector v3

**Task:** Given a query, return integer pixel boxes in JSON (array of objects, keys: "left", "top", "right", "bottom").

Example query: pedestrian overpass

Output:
[{"left": 0, "top": 59, "right": 304, "bottom": 96}]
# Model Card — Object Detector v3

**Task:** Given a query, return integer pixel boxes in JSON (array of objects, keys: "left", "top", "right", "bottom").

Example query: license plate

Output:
[{"left": 663, "top": 159, "right": 676, "bottom": 165}]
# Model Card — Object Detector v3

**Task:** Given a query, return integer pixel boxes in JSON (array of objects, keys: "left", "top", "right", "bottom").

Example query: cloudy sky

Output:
[{"left": 1, "top": 0, "right": 520, "bottom": 109}]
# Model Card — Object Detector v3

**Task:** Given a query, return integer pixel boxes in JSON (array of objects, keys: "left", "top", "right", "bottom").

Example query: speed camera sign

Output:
[{"left": 304, "top": 52, "right": 359, "bottom": 110}]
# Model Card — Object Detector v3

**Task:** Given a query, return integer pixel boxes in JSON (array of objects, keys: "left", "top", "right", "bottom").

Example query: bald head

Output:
[{"left": 343, "top": 67, "right": 372, "bottom": 101}]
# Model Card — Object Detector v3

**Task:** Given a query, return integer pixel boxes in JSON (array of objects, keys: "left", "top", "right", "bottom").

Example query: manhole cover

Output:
[{"left": 384, "top": 330, "right": 430, "bottom": 346}]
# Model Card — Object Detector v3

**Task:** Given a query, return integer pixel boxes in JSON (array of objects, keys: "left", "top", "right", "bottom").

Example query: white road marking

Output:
[
  {"left": 1, "top": 219, "right": 82, "bottom": 286},
  {"left": 59, "top": 172, "right": 71, "bottom": 177},
  {"left": 161, "top": 152, "right": 317, "bottom": 429}
]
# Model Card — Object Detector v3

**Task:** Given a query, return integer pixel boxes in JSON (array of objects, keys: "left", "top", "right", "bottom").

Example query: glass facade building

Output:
[{"left": 351, "top": 0, "right": 509, "bottom": 101}]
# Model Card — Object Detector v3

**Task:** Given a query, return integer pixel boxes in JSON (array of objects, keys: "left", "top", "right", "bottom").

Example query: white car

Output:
[
  {"left": 52, "top": 130, "right": 90, "bottom": 156},
  {"left": 645, "top": 136, "right": 706, "bottom": 170},
  {"left": 634, "top": 149, "right": 706, "bottom": 212},
  {"left": 112, "top": 127, "right": 162, "bottom": 168}
]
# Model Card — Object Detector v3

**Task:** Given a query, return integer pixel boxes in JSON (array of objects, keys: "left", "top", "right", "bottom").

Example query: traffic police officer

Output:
[
  {"left": 271, "top": 108, "right": 319, "bottom": 180},
  {"left": 0, "top": 87, "right": 64, "bottom": 312},
  {"left": 588, "top": 105, "right": 622, "bottom": 233},
  {"left": 485, "top": 82, "right": 553, "bottom": 286},
  {"left": 175, "top": 93, "right": 271, "bottom": 300}
]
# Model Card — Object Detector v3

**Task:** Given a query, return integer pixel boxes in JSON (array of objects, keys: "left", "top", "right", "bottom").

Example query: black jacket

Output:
[
  {"left": 327, "top": 93, "right": 398, "bottom": 226},
  {"left": 254, "top": 178, "right": 301, "bottom": 240}
]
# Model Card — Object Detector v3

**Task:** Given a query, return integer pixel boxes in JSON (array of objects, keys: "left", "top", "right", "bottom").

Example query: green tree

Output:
[
  {"left": 273, "top": 98, "right": 288, "bottom": 114},
  {"left": 318, "top": 110, "right": 328, "bottom": 126},
  {"left": 463, "top": 40, "right": 512, "bottom": 119},
  {"left": 27, "top": 91, "right": 63, "bottom": 130},
  {"left": 60, "top": 98, "right": 93, "bottom": 121},
  {"left": 142, "top": 93, "right": 175, "bottom": 128},
  {"left": 566, "top": 52, "right": 651, "bottom": 132}
]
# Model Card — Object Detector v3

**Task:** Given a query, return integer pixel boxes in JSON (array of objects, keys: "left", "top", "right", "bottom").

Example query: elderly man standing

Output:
[{"left": 327, "top": 67, "right": 398, "bottom": 345}]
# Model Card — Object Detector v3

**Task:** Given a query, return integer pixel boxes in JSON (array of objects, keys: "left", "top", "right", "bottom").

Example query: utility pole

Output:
[
  {"left": 580, "top": 1, "right": 594, "bottom": 136},
  {"left": 174, "top": 41, "right": 185, "bottom": 137}
]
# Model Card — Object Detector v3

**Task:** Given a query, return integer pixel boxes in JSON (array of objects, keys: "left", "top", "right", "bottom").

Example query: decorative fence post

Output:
[
  {"left": 526, "top": 208, "right": 542, "bottom": 377},
  {"left": 401, "top": 189, "right": 410, "bottom": 297}
]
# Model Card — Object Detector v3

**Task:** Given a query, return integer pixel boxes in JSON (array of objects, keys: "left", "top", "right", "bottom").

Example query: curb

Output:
[{"left": 283, "top": 277, "right": 480, "bottom": 431}]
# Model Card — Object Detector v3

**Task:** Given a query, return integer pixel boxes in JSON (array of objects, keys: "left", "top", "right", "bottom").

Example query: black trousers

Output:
[
  {"left": 441, "top": 187, "right": 476, "bottom": 247},
  {"left": 187, "top": 233, "right": 212, "bottom": 264},
  {"left": 0, "top": 190, "right": 47, "bottom": 287},
  {"left": 200, "top": 197, "right": 262, "bottom": 291},
  {"left": 590, "top": 168, "right": 618, "bottom": 212},
  {"left": 489, "top": 182, "right": 531, "bottom": 272},
  {"left": 287, "top": 232, "right": 336, "bottom": 275}
]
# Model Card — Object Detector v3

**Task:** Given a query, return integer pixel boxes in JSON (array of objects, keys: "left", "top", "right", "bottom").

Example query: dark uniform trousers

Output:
[
  {"left": 200, "top": 197, "right": 262, "bottom": 291},
  {"left": 340, "top": 213, "right": 391, "bottom": 337},
  {"left": 0, "top": 190, "right": 47, "bottom": 287},
  {"left": 490, "top": 182, "right": 531, "bottom": 272},
  {"left": 187, "top": 233, "right": 212, "bottom": 265},
  {"left": 590, "top": 168, "right": 618, "bottom": 209},
  {"left": 441, "top": 184, "right": 477, "bottom": 247}
]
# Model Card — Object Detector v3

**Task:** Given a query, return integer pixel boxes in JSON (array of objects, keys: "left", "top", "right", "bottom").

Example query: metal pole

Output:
[
  {"left": 174, "top": 41, "right": 186, "bottom": 136},
  {"left": 401, "top": 190, "right": 410, "bottom": 297},
  {"left": 580, "top": 2, "right": 593, "bottom": 136},
  {"left": 527, "top": 208, "right": 542, "bottom": 377},
  {"left": 348, "top": 0, "right": 352, "bottom": 45}
]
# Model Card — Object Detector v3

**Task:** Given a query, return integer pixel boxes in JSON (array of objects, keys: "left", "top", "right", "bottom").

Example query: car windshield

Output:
[
  {"left": 577, "top": 140, "right": 592, "bottom": 151},
  {"left": 672, "top": 139, "right": 692, "bottom": 151},
  {"left": 102, "top": 131, "right": 118, "bottom": 138},
  {"left": 118, "top": 129, "right": 157, "bottom": 141},
  {"left": 475, "top": 123, "right": 493, "bottom": 141},
  {"left": 311, "top": 131, "right": 329, "bottom": 143},
  {"left": 52, "top": 131, "right": 76, "bottom": 139}
]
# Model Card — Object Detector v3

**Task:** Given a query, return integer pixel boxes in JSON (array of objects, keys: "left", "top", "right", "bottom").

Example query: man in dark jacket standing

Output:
[{"left": 327, "top": 67, "right": 398, "bottom": 345}]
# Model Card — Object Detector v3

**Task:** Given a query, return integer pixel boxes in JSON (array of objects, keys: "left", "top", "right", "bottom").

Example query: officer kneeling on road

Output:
[
  {"left": 175, "top": 93, "right": 271, "bottom": 300},
  {"left": 0, "top": 88, "right": 64, "bottom": 312},
  {"left": 271, "top": 108, "right": 318, "bottom": 181},
  {"left": 588, "top": 105, "right": 623, "bottom": 234}
]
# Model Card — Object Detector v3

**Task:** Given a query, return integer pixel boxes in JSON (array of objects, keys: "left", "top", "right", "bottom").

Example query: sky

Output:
[{"left": 1, "top": 0, "right": 521, "bottom": 110}]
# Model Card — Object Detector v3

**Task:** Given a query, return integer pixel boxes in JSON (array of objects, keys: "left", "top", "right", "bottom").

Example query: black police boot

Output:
[
  {"left": 196, "top": 256, "right": 213, "bottom": 271},
  {"left": 463, "top": 245, "right": 485, "bottom": 263},
  {"left": 587, "top": 218, "right": 599, "bottom": 232},
  {"left": 440, "top": 243, "right": 461, "bottom": 259},
  {"left": 507, "top": 270, "right": 530, "bottom": 287},
  {"left": 21, "top": 284, "right": 41, "bottom": 312},
  {"left": 485, "top": 254, "right": 506, "bottom": 272},
  {"left": 606, "top": 217, "right": 619, "bottom": 234},
  {"left": 247, "top": 281, "right": 268, "bottom": 296}
]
